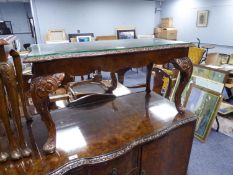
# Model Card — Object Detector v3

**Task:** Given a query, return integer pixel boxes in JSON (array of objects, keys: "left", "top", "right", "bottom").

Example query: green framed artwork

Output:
[
  {"left": 181, "top": 65, "right": 226, "bottom": 105},
  {"left": 184, "top": 84, "right": 222, "bottom": 142},
  {"left": 192, "top": 65, "right": 227, "bottom": 83}
]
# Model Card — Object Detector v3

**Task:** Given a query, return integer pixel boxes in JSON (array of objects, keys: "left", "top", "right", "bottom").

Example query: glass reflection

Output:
[
  {"left": 56, "top": 126, "right": 87, "bottom": 152},
  {"left": 149, "top": 103, "right": 178, "bottom": 121},
  {"left": 112, "top": 82, "right": 131, "bottom": 97}
]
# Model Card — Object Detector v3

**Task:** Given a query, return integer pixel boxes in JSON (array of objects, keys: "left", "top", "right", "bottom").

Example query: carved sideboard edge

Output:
[
  {"left": 49, "top": 116, "right": 196, "bottom": 175},
  {"left": 0, "top": 39, "right": 8, "bottom": 46}
]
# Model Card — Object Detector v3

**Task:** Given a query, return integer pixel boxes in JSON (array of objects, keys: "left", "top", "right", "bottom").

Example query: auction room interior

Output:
[{"left": 0, "top": 0, "right": 233, "bottom": 175}]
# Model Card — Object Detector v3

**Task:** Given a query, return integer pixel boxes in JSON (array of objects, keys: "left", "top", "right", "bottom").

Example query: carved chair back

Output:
[{"left": 152, "top": 67, "right": 172, "bottom": 99}]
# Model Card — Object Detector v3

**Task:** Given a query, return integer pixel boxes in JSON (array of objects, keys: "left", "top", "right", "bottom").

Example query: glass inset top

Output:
[{"left": 25, "top": 39, "right": 191, "bottom": 63}]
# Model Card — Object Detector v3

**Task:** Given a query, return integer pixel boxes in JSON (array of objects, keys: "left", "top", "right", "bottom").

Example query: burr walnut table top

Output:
[{"left": 0, "top": 92, "right": 196, "bottom": 175}]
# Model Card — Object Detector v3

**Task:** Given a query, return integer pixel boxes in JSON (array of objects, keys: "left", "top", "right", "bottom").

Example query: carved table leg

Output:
[
  {"left": 116, "top": 67, "right": 130, "bottom": 84},
  {"left": 10, "top": 50, "right": 32, "bottom": 121},
  {"left": 0, "top": 62, "right": 31, "bottom": 159},
  {"left": 146, "top": 63, "right": 153, "bottom": 93},
  {"left": 106, "top": 72, "right": 117, "bottom": 93},
  {"left": 171, "top": 57, "right": 193, "bottom": 114},
  {"left": 30, "top": 73, "right": 65, "bottom": 154}
]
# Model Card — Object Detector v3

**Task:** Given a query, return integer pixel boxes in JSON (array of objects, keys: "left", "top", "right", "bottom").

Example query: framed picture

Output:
[
  {"left": 192, "top": 65, "right": 228, "bottom": 83},
  {"left": 197, "top": 10, "right": 209, "bottom": 27},
  {"left": 184, "top": 84, "right": 222, "bottom": 142},
  {"left": 228, "top": 54, "right": 233, "bottom": 64},
  {"left": 69, "top": 33, "right": 94, "bottom": 42},
  {"left": 219, "top": 54, "right": 230, "bottom": 65},
  {"left": 218, "top": 102, "right": 233, "bottom": 115},
  {"left": 76, "top": 35, "right": 92, "bottom": 43},
  {"left": 117, "top": 29, "right": 136, "bottom": 40}
]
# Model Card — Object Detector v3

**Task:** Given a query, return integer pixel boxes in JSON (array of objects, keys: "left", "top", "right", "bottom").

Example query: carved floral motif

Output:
[{"left": 30, "top": 73, "right": 65, "bottom": 154}]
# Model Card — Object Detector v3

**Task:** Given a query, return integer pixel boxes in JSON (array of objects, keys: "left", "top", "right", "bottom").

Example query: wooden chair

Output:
[
  {"left": 0, "top": 50, "right": 32, "bottom": 162},
  {"left": 157, "top": 47, "right": 205, "bottom": 100},
  {"left": 188, "top": 47, "right": 206, "bottom": 65},
  {"left": 0, "top": 49, "right": 66, "bottom": 156},
  {"left": 152, "top": 67, "right": 172, "bottom": 99}
]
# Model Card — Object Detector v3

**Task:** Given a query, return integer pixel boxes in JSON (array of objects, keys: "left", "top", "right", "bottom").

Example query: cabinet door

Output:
[
  {"left": 141, "top": 122, "right": 195, "bottom": 175},
  {"left": 64, "top": 167, "right": 88, "bottom": 175},
  {"left": 88, "top": 148, "right": 139, "bottom": 175}
]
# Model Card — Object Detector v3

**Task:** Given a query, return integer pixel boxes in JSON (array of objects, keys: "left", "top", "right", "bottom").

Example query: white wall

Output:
[
  {"left": 161, "top": 0, "right": 233, "bottom": 54},
  {"left": 0, "top": 2, "right": 35, "bottom": 48},
  {"left": 32, "top": 0, "right": 158, "bottom": 43}
]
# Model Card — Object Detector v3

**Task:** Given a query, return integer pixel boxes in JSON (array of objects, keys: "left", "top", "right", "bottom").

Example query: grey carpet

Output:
[
  {"left": 188, "top": 131, "right": 233, "bottom": 175},
  {"left": 104, "top": 69, "right": 233, "bottom": 175}
]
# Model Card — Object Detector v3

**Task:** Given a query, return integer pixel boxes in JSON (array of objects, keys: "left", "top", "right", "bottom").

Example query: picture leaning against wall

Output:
[{"left": 184, "top": 84, "right": 222, "bottom": 142}]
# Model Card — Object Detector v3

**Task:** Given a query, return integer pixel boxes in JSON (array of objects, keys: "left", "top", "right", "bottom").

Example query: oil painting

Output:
[{"left": 185, "top": 84, "right": 222, "bottom": 141}]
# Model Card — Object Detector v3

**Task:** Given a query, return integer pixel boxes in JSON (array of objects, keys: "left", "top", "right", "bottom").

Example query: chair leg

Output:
[
  {"left": 116, "top": 67, "right": 130, "bottom": 84},
  {"left": 10, "top": 50, "right": 32, "bottom": 121},
  {"left": 0, "top": 77, "right": 16, "bottom": 161}
]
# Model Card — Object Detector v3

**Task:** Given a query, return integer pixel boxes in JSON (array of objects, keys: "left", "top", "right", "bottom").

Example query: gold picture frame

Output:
[
  {"left": 197, "top": 10, "right": 209, "bottom": 27},
  {"left": 228, "top": 54, "right": 233, "bottom": 65},
  {"left": 184, "top": 84, "right": 222, "bottom": 142}
]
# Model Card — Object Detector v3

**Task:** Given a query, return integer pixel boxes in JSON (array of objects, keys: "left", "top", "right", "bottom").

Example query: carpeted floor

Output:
[
  {"left": 188, "top": 131, "right": 233, "bottom": 175},
  {"left": 105, "top": 69, "right": 233, "bottom": 175}
]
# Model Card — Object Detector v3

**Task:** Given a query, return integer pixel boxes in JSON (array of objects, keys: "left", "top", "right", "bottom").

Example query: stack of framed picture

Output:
[
  {"left": 182, "top": 65, "right": 227, "bottom": 103},
  {"left": 183, "top": 65, "right": 228, "bottom": 142}
]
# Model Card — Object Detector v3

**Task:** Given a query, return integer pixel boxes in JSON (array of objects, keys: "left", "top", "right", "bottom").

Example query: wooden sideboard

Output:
[{"left": 0, "top": 92, "right": 196, "bottom": 175}]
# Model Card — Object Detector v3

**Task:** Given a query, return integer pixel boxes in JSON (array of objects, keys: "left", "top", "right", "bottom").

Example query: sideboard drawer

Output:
[
  {"left": 64, "top": 167, "right": 88, "bottom": 175},
  {"left": 88, "top": 148, "right": 139, "bottom": 175},
  {"left": 65, "top": 148, "right": 139, "bottom": 175}
]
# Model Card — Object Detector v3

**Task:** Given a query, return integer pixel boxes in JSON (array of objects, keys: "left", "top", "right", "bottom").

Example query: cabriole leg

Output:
[
  {"left": 30, "top": 73, "right": 65, "bottom": 154},
  {"left": 146, "top": 63, "right": 153, "bottom": 93},
  {"left": 171, "top": 57, "right": 193, "bottom": 114}
]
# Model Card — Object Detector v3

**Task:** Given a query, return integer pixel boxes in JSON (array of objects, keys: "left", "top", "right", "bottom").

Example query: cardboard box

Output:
[
  {"left": 160, "top": 18, "right": 173, "bottom": 28},
  {"left": 205, "top": 53, "right": 220, "bottom": 66},
  {"left": 154, "top": 27, "right": 162, "bottom": 34},
  {"left": 154, "top": 27, "right": 162, "bottom": 38},
  {"left": 160, "top": 28, "right": 177, "bottom": 40}
]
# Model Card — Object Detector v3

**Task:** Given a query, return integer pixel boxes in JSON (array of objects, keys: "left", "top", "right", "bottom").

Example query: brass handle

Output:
[
  {"left": 112, "top": 168, "right": 118, "bottom": 175},
  {"left": 141, "top": 170, "right": 145, "bottom": 175}
]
